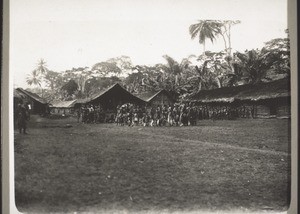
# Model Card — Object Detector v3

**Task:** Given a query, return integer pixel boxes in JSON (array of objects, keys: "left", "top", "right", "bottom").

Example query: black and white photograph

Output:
[{"left": 7, "top": 0, "right": 295, "bottom": 213}]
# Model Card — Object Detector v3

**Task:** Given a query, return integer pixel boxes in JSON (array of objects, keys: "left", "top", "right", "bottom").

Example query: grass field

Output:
[{"left": 14, "top": 115, "right": 291, "bottom": 213}]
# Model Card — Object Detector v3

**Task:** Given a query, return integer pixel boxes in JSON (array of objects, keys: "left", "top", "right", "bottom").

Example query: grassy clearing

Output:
[{"left": 14, "top": 116, "right": 291, "bottom": 213}]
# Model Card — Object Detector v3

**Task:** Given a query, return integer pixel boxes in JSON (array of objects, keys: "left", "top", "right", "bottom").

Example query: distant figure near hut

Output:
[
  {"left": 26, "top": 102, "right": 31, "bottom": 120},
  {"left": 17, "top": 104, "right": 28, "bottom": 134}
]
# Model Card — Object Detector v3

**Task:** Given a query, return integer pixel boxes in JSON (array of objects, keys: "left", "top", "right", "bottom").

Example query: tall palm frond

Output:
[
  {"left": 189, "top": 20, "right": 222, "bottom": 54},
  {"left": 26, "top": 70, "right": 42, "bottom": 87},
  {"left": 234, "top": 50, "right": 273, "bottom": 84},
  {"left": 36, "top": 58, "right": 48, "bottom": 75}
]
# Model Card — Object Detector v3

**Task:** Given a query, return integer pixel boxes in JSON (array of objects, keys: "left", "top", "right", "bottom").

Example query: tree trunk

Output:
[
  {"left": 37, "top": 83, "right": 44, "bottom": 98},
  {"left": 228, "top": 25, "right": 232, "bottom": 56},
  {"left": 198, "top": 80, "right": 202, "bottom": 92},
  {"left": 82, "top": 77, "right": 88, "bottom": 94},
  {"left": 221, "top": 33, "right": 228, "bottom": 55},
  {"left": 216, "top": 77, "right": 221, "bottom": 88},
  {"left": 175, "top": 74, "right": 178, "bottom": 85}
]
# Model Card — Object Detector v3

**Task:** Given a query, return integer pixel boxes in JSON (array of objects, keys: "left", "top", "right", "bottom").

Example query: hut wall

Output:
[
  {"left": 194, "top": 100, "right": 291, "bottom": 119},
  {"left": 17, "top": 96, "right": 46, "bottom": 115},
  {"left": 32, "top": 101, "right": 47, "bottom": 115},
  {"left": 50, "top": 107, "right": 74, "bottom": 115},
  {"left": 276, "top": 105, "right": 290, "bottom": 118},
  {"left": 255, "top": 105, "right": 270, "bottom": 118},
  {"left": 274, "top": 97, "right": 291, "bottom": 118},
  {"left": 234, "top": 104, "right": 255, "bottom": 118}
]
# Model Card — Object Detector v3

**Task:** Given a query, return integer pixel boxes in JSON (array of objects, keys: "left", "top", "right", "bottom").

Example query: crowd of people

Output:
[
  {"left": 14, "top": 101, "right": 256, "bottom": 134},
  {"left": 195, "top": 105, "right": 255, "bottom": 120},
  {"left": 76, "top": 102, "right": 256, "bottom": 126},
  {"left": 115, "top": 103, "right": 197, "bottom": 126},
  {"left": 76, "top": 105, "right": 113, "bottom": 124}
]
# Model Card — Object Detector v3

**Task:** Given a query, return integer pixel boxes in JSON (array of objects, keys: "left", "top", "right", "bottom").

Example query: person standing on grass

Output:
[
  {"left": 189, "top": 106, "right": 197, "bottom": 126},
  {"left": 173, "top": 105, "right": 179, "bottom": 126},
  {"left": 76, "top": 108, "right": 81, "bottom": 123},
  {"left": 17, "top": 104, "right": 28, "bottom": 134},
  {"left": 150, "top": 106, "right": 156, "bottom": 126},
  {"left": 82, "top": 106, "right": 88, "bottom": 123},
  {"left": 26, "top": 102, "right": 31, "bottom": 120},
  {"left": 167, "top": 105, "right": 173, "bottom": 126},
  {"left": 156, "top": 105, "right": 162, "bottom": 126}
]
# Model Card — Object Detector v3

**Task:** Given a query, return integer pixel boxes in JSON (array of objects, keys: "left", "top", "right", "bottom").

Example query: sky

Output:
[{"left": 10, "top": 0, "right": 288, "bottom": 88}]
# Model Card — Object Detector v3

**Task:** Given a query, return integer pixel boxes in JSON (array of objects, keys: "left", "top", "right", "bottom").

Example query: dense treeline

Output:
[{"left": 25, "top": 20, "right": 290, "bottom": 103}]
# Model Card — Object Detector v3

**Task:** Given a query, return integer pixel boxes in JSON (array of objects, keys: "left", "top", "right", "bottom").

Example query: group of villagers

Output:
[
  {"left": 115, "top": 103, "right": 198, "bottom": 127},
  {"left": 78, "top": 102, "right": 254, "bottom": 126}
]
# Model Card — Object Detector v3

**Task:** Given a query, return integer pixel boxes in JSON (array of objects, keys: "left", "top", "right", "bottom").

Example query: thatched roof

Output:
[
  {"left": 89, "top": 83, "right": 121, "bottom": 101},
  {"left": 14, "top": 88, "right": 47, "bottom": 104},
  {"left": 73, "top": 84, "right": 121, "bottom": 104},
  {"left": 14, "top": 89, "right": 27, "bottom": 99},
  {"left": 189, "top": 78, "right": 290, "bottom": 103},
  {"left": 135, "top": 91, "right": 159, "bottom": 102},
  {"left": 82, "top": 83, "right": 146, "bottom": 104},
  {"left": 135, "top": 89, "right": 175, "bottom": 103},
  {"left": 76, "top": 98, "right": 90, "bottom": 104},
  {"left": 50, "top": 100, "right": 77, "bottom": 108}
]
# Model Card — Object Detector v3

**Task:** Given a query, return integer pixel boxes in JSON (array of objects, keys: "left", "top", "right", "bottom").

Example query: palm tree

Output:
[
  {"left": 26, "top": 70, "right": 41, "bottom": 87},
  {"left": 234, "top": 49, "right": 273, "bottom": 84},
  {"left": 189, "top": 20, "right": 222, "bottom": 55},
  {"left": 224, "top": 60, "right": 244, "bottom": 87},
  {"left": 36, "top": 58, "right": 48, "bottom": 75},
  {"left": 162, "top": 55, "right": 179, "bottom": 85},
  {"left": 26, "top": 70, "right": 43, "bottom": 97},
  {"left": 185, "top": 60, "right": 219, "bottom": 96},
  {"left": 160, "top": 55, "right": 195, "bottom": 94}
]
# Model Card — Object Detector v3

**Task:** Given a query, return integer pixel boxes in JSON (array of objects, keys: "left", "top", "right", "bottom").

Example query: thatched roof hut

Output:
[
  {"left": 136, "top": 89, "right": 176, "bottom": 106},
  {"left": 235, "top": 78, "right": 290, "bottom": 101},
  {"left": 189, "top": 78, "right": 290, "bottom": 103},
  {"left": 189, "top": 78, "right": 290, "bottom": 118},
  {"left": 14, "top": 88, "right": 48, "bottom": 115},
  {"left": 14, "top": 88, "right": 47, "bottom": 104},
  {"left": 75, "top": 83, "right": 146, "bottom": 110}
]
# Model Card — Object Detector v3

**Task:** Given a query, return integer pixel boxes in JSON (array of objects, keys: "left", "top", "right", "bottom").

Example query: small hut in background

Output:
[
  {"left": 73, "top": 98, "right": 90, "bottom": 109},
  {"left": 136, "top": 89, "right": 176, "bottom": 107},
  {"left": 14, "top": 88, "right": 49, "bottom": 115},
  {"left": 50, "top": 100, "right": 77, "bottom": 115},
  {"left": 189, "top": 78, "right": 290, "bottom": 119}
]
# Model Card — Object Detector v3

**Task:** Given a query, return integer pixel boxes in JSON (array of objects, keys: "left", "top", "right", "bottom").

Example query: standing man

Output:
[
  {"left": 26, "top": 102, "right": 31, "bottom": 120},
  {"left": 76, "top": 107, "right": 81, "bottom": 123},
  {"left": 17, "top": 104, "right": 28, "bottom": 134}
]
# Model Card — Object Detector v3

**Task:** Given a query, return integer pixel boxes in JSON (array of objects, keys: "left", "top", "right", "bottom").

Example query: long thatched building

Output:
[{"left": 189, "top": 78, "right": 290, "bottom": 118}]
